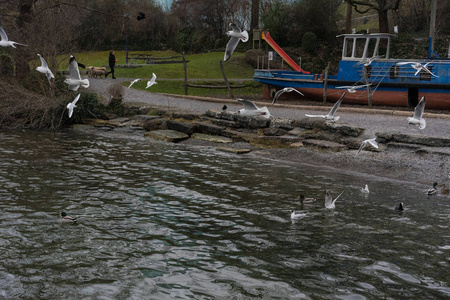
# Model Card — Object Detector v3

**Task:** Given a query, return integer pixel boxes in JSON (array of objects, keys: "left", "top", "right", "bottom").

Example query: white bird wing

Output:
[
  {"left": 37, "top": 54, "right": 48, "bottom": 69},
  {"left": 356, "top": 141, "right": 367, "bottom": 155},
  {"left": 367, "top": 138, "right": 379, "bottom": 149},
  {"left": 237, "top": 98, "right": 259, "bottom": 110},
  {"left": 421, "top": 65, "right": 438, "bottom": 77},
  {"left": 229, "top": 23, "right": 241, "bottom": 33},
  {"left": 72, "top": 94, "right": 81, "bottom": 106},
  {"left": 128, "top": 79, "right": 139, "bottom": 88},
  {"left": 68, "top": 56, "right": 81, "bottom": 80},
  {"left": 397, "top": 61, "right": 417, "bottom": 66},
  {"left": 332, "top": 191, "right": 344, "bottom": 205},
  {"left": 272, "top": 89, "right": 286, "bottom": 105},
  {"left": 328, "top": 92, "right": 345, "bottom": 117},
  {"left": 413, "top": 96, "right": 425, "bottom": 119},
  {"left": 0, "top": 25, "right": 8, "bottom": 42},
  {"left": 324, "top": 190, "right": 333, "bottom": 207},
  {"left": 305, "top": 113, "right": 326, "bottom": 118},
  {"left": 224, "top": 36, "right": 240, "bottom": 61},
  {"left": 151, "top": 73, "right": 157, "bottom": 83}
]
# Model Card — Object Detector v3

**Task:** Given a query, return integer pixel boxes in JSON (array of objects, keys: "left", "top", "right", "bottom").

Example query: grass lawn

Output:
[{"left": 61, "top": 50, "right": 262, "bottom": 98}]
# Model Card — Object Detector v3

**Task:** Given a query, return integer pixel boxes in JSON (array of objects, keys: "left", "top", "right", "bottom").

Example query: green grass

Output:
[{"left": 63, "top": 50, "right": 262, "bottom": 97}]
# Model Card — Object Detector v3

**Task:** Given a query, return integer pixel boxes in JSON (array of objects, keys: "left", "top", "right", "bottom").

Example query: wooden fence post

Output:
[
  {"left": 182, "top": 52, "right": 188, "bottom": 95},
  {"left": 220, "top": 60, "right": 234, "bottom": 99},
  {"left": 363, "top": 65, "right": 372, "bottom": 108},
  {"left": 323, "top": 61, "right": 330, "bottom": 104}
]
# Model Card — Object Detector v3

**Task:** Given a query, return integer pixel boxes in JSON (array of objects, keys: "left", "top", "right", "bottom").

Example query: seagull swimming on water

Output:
[
  {"left": 324, "top": 189, "right": 344, "bottom": 209},
  {"left": 224, "top": 23, "right": 248, "bottom": 61},
  {"left": 0, "top": 24, "right": 27, "bottom": 48},
  {"left": 305, "top": 92, "right": 345, "bottom": 121},
  {"left": 361, "top": 185, "right": 370, "bottom": 194},
  {"left": 67, "top": 94, "right": 80, "bottom": 118},
  {"left": 336, "top": 84, "right": 371, "bottom": 94},
  {"left": 128, "top": 78, "right": 141, "bottom": 89},
  {"left": 290, "top": 210, "right": 307, "bottom": 220},
  {"left": 145, "top": 73, "right": 157, "bottom": 89},
  {"left": 36, "top": 54, "right": 55, "bottom": 89},
  {"left": 355, "top": 137, "right": 379, "bottom": 157},
  {"left": 406, "top": 96, "right": 426, "bottom": 130},
  {"left": 237, "top": 98, "right": 270, "bottom": 119},
  {"left": 397, "top": 61, "right": 438, "bottom": 77},
  {"left": 272, "top": 87, "right": 304, "bottom": 105},
  {"left": 64, "top": 55, "right": 89, "bottom": 91}
]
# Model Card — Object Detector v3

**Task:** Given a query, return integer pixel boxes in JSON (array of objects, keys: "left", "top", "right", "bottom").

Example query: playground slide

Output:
[{"left": 261, "top": 31, "right": 310, "bottom": 74}]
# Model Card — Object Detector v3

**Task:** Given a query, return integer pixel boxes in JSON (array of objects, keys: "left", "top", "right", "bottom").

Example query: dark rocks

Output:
[
  {"left": 302, "top": 139, "right": 348, "bottom": 152},
  {"left": 166, "top": 120, "right": 197, "bottom": 135},
  {"left": 196, "top": 122, "right": 226, "bottom": 135},
  {"left": 377, "top": 132, "right": 450, "bottom": 147},
  {"left": 145, "top": 130, "right": 189, "bottom": 142}
]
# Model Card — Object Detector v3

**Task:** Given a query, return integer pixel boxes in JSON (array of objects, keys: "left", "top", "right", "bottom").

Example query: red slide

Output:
[{"left": 261, "top": 31, "right": 310, "bottom": 74}]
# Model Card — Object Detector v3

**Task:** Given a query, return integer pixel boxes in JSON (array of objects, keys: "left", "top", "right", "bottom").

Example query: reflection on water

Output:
[{"left": 0, "top": 130, "right": 449, "bottom": 299}]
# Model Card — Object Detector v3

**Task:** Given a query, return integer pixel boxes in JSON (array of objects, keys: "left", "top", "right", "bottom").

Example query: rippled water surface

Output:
[{"left": 0, "top": 130, "right": 449, "bottom": 299}]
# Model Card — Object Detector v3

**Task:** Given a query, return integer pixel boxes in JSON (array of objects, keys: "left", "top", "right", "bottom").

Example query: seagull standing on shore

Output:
[
  {"left": 36, "top": 54, "right": 55, "bottom": 89},
  {"left": 145, "top": 73, "right": 157, "bottom": 89},
  {"left": 67, "top": 94, "right": 80, "bottom": 118},
  {"left": 224, "top": 23, "right": 248, "bottom": 61},
  {"left": 336, "top": 84, "right": 371, "bottom": 94},
  {"left": 355, "top": 137, "right": 379, "bottom": 157},
  {"left": 237, "top": 98, "right": 271, "bottom": 119},
  {"left": 128, "top": 78, "right": 141, "bottom": 88},
  {"left": 64, "top": 55, "right": 89, "bottom": 91},
  {"left": 0, "top": 25, "right": 27, "bottom": 48},
  {"left": 305, "top": 92, "right": 345, "bottom": 121},
  {"left": 324, "top": 189, "right": 343, "bottom": 209},
  {"left": 406, "top": 96, "right": 426, "bottom": 129},
  {"left": 272, "top": 87, "right": 304, "bottom": 105},
  {"left": 397, "top": 62, "right": 438, "bottom": 78}
]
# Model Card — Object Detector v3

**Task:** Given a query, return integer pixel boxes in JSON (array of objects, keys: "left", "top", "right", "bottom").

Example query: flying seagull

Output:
[
  {"left": 237, "top": 98, "right": 270, "bottom": 119},
  {"left": 397, "top": 61, "right": 438, "bottom": 78},
  {"left": 224, "top": 23, "right": 248, "bottom": 61},
  {"left": 36, "top": 54, "right": 55, "bottom": 89},
  {"left": 0, "top": 24, "right": 27, "bottom": 48},
  {"left": 272, "top": 87, "right": 304, "bottom": 105},
  {"left": 324, "top": 189, "right": 344, "bottom": 209},
  {"left": 290, "top": 210, "right": 307, "bottom": 220},
  {"left": 64, "top": 55, "right": 89, "bottom": 91},
  {"left": 67, "top": 94, "right": 80, "bottom": 118},
  {"left": 128, "top": 78, "right": 141, "bottom": 89},
  {"left": 145, "top": 73, "right": 157, "bottom": 89},
  {"left": 355, "top": 55, "right": 382, "bottom": 67},
  {"left": 336, "top": 84, "right": 371, "bottom": 94},
  {"left": 305, "top": 92, "right": 345, "bottom": 121},
  {"left": 406, "top": 96, "right": 426, "bottom": 129},
  {"left": 355, "top": 137, "right": 379, "bottom": 157}
]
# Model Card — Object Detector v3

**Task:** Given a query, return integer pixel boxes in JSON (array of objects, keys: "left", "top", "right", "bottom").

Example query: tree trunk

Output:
[
  {"left": 251, "top": 0, "right": 260, "bottom": 30},
  {"left": 16, "top": 0, "right": 34, "bottom": 80},
  {"left": 378, "top": 8, "right": 389, "bottom": 33},
  {"left": 345, "top": 2, "right": 353, "bottom": 33}
]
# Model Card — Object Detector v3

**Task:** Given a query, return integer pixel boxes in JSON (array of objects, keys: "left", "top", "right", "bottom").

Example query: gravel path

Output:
[{"left": 86, "top": 77, "right": 450, "bottom": 188}]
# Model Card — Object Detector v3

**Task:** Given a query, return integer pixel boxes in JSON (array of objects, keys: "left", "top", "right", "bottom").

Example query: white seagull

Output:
[
  {"left": 305, "top": 92, "right": 345, "bottom": 121},
  {"left": 290, "top": 210, "right": 307, "bottom": 220},
  {"left": 237, "top": 98, "right": 271, "bottom": 119},
  {"left": 145, "top": 73, "right": 157, "bottom": 89},
  {"left": 64, "top": 55, "right": 89, "bottom": 91},
  {"left": 361, "top": 184, "right": 370, "bottom": 194},
  {"left": 397, "top": 61, "right": 438, "bottom": 77},
  {"left": 67, "top": 94, "right": 80, "bottom": 118},
  {"left": 406, "top": 96, "right": 426, "bottom": 129},
  {"left": 128, "top": 78, "right": 141, "bottom": 89},
  {"left": 336, "top": 84, "right": 371, "bottom": 94},
  {"left": 324, "top": 189, "right": 344, "bottom": 209},
  {"left": 0, "top": 25, "right": 27, "bottom": 48},
  {"left": 356, "top": 137, "right": 379, "bottom": 156},
  {"left": 36, "top": 54, "right": 55, "bottom": 89},
  {"left": 224, "top": 23, "right": 248, "bottom": 61},
  {"left": 355, "top": 55, "right": 382, "bottom": 67},
  {"left": 272, "top": 87, "right": 304, "bottom": 105}
]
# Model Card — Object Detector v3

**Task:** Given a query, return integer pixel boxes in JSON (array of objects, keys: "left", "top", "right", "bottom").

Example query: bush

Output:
[
  {"left": 302, "top": 32, "right": 318, "bottom": 54},
  {"left": 0, "top": 54, "right": 15, "bottom": 76}
]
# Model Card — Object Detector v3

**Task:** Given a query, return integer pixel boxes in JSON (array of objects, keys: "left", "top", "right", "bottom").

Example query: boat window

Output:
[
  {"left": 389, "top": 65, "right": 399, "bottom": 79},
  {"left": 354, "top": 38, "right": 366, "bottom": 58}
]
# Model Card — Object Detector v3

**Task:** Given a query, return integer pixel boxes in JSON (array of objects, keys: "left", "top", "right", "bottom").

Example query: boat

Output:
[{"left": 253, "top": 32, "right": 450, "bottom": 109}]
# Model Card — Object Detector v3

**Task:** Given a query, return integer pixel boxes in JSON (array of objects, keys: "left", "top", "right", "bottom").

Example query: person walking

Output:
[{"left": 107, "top": 50, "right": 117, "bottom": 79}]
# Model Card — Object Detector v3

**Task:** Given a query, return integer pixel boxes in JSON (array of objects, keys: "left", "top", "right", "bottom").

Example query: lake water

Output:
[{"left": 1, "top": 129, "right": 449, "bottom": 299}]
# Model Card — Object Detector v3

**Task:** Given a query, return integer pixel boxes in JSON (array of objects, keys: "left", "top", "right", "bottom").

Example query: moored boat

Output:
[{"left": 253, "top": 33, "right": 450, "bottom": 109}]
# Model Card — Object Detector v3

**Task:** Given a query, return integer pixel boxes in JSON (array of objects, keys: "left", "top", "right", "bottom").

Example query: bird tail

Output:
[
  {"left": 240, "top": 30, "right": 249, "bottom": 42},
  {"left": 418, "top": 118, "right": 426, "bottom": 129},
  {"left": 259, "top": 106, "right": 271, "bottom": 119},
  {"left": 81, "top": 79, "right": 90, "bottom": 88}
]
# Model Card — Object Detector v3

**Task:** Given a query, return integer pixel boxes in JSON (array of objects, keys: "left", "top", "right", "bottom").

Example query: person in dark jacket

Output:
[{"left": 107, "top": 50, "right": 117, "bottom": 79}]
